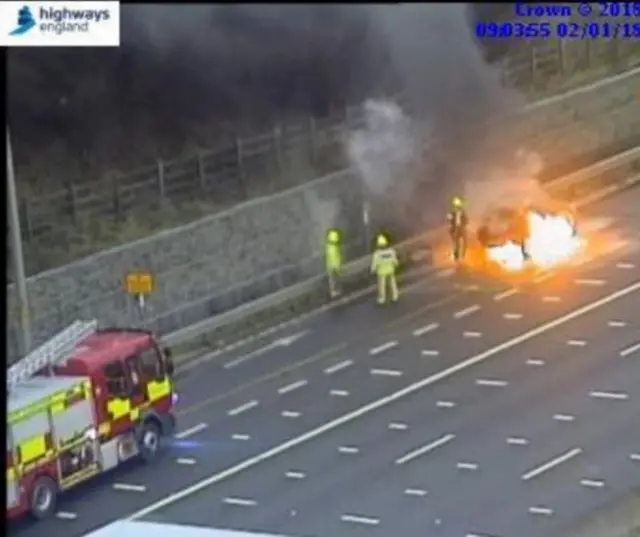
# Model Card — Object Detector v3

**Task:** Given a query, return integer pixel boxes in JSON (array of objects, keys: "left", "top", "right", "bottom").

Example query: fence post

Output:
[
  {"left": 156, "top": 159, "right": 166, "bottom": 200},
  {"left": 235, "top": 136, "right": 246, "bottom": 186},
  {"left": 309, "top": 116, "right": 317, "bottom": 163},
  {"left": 557, "top": 39, "right": 567, "bottom": 76},
  {"left": 196, "top": 151, "right": 206, "bottom": 192},
  {"left": 20, "top": 198, "right": 32, "bottom": 243},
  {"left": 112, "top": 174, "right": 122, "bottom": 219},
  {"left": 529, "top": 45, "right": 537, "bottom": 86},
  {"left": 66, "top": 180, "right": 78, "bottom": 227},
  {"left": 273, "top": 125, "right": 283, "bottom": 171}
]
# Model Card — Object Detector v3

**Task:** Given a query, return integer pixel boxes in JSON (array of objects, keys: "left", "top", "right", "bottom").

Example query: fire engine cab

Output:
[{"left": 6, "top": 320, "right": 177, "bottom": 521}]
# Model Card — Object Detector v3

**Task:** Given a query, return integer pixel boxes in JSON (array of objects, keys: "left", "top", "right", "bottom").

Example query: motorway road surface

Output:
[{"left": 10, "top": 188, "right": 640, "bottom": 537}]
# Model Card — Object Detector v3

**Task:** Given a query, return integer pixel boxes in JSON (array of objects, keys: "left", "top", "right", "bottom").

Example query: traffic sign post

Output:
[{"left": 124, "top": 271, "right": 155, "bottom": 312}]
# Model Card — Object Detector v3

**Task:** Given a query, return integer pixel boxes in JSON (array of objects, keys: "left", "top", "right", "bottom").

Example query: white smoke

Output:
[{"left": 303, "top": 188, "right": 339, "bottom": 254}]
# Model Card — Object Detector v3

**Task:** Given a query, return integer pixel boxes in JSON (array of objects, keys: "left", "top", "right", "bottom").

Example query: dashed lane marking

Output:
[
  {"left": 576, "top": 278, "right": 606, "bottom": 286},
  {"left": 413, "top": 322, "right": 440, "bottom": 337},
  {"left": 277, "top": 379, "right": 308, "bottom": 395},
  {"left": 507, "top": 437, "right": 529, "bottom": 446},
  {"left": 463, "top": 331, "right": 482, "bottom": 338},
  {"left": 616, "top": 262, "right": 635, "bottom": 269},
  {"left": 620, "top": 342, "right": 640, "bottom": 358},
  {"left": 125, "top": 282, "right": 640, "bottom": 520},
  {"left": 580, "top": 479, "right": 605, "bottom": 488},
  {"left": 630, "top": 453, "right": 640, "bottom": 461},
  {"left": 528, "top": 506, "right": 553, "bottom": 516},
  {"left": 543, "top": 296, "right": 561, "bottom": 303},
  {"left": 113, "top": 483, "right": 146, "bottom": 492},
  {"left": 338, "top": 446, "right": 359, "bottom": 454},
  {"left": 370, "top": 368, "right": 403, "bottom": 377},
  {"left": 281, "top": 410, "right": 301, "bottom": 418},
  {"left": 494, "top": 288, "right": 519, "bottom": 301},
  {"left": 503, "top": 313, "right": 523, "bottom": 320},
  {"left": 456, "top": 462, "right": 479, "bottom": 471},
  {"left": 223, "top": 497, "right": 257, "bottom": 507},
  {"left": 589, "top": 390, "right": 629, "bottom": 400},
  {"left": 330, "top": 389, "right": 349, "bottom": 397},
  {"left": 174, "top": 423, "right": 208, "bottom": 439},
  {"left": 553, "top": 413, "right": 576, "bottom": 422},
  {"left": 227, "top": 400, "right": 259, "bottom": 416},
  {"left": 436, "top": 400, "right": 456, "bottom": 408},
  {"left": 521, "top": 447, "right": 583, "bottom": 481},
  {"left": 285, "top": 471, "right": 305, "bottom": 479},
  {"left": 526, "top": 358, "right": 545, "bottom": 366},
  {"left": 404, "top": 488, "right": 428, "bottom": 496},
  {"left": 454, "top": 304, "right": 481, "bottom": 319},
  {"left": 396, "top": 434, "right": 456, "bottom": 465},
  {"left": 567, "top": 339, "right": 587, "bottom": 347},
  {"left": 55, "top": 512, "right": 77, "bottom": 520},
  {"left": 422, "top": 349, "right": 440, "bottom": 356},
  {"left": 608, "top": 320, "right": 627, "bottom": 327},
  {"left": 231, "top": 433, "right": 250, "bottom": 441},
  {"left": 340, "top": 514, "right": 380, "bottom": 526},
  {"left": 324, "top": 360, "right": 353, "bottom": 375},
  {"left": 389, "top": 422, "right": 408, "bottom": 430},
  {"left": 369, "top": 340, "right": 399, "bottom": 355},
  {"left": 475, "top": 378, "right": 508, "bottom": 387},
  {"left": 176, "top": 458, "right": 197, "bottom": 465}
]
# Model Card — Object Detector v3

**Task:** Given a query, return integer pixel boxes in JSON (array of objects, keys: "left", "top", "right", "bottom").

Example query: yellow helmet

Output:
[
  {"left": 376, "top": 234, "right": 388, "bottom": 248},
  {"left": 327, "top": 229, "right": 339, "bottom": 243},
  {"left": 452, "top": 196, "right": 464, "bottom": 209}
]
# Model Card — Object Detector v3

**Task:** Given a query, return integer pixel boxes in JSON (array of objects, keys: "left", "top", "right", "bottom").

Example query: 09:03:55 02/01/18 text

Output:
[{"left": 476, "top": 21, "right": 640, "bottom": 40}]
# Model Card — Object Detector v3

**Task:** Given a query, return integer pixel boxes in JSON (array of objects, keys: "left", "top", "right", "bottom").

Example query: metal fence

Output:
[{"left": 17, "top": 38, "right": 638, "bottom": 257}]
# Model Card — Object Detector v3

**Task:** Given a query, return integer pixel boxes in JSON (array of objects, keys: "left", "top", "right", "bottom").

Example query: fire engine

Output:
[{"left": 6, "top": 320, "right": 177, "bottom": 521}]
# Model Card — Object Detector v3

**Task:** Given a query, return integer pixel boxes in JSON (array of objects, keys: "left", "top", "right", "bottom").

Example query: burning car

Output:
[{"left": 475, "top": 202, "right": 581, "bottom": 271}]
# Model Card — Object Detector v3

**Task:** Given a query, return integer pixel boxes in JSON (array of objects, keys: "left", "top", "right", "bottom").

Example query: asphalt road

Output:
[{"left": 9, "top": 187, "right": 640, "bottom": 537}]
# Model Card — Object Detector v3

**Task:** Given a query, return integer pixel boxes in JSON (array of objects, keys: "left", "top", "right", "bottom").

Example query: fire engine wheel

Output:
[
  {"left": 29, "top": 476, "right": 58, "bottom": 520},
  {"left": 137, "top": 421, "right": 162, "bottom": 463}
]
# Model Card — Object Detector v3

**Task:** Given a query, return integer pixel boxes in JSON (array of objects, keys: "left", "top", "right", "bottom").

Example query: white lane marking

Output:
[
  {"left": 324, "top": 360, "right": 353, "bottom": 375},
  {"left": 371, "top": 368, "right": 403, "bottom": 377},
  {"left": 568, "top": 339, "right": 587, "bottom": 347},
  {"left": 456, "top": 462, "right": 479, "bottom": 471},
  {"left": 494, "top": 288, "right": 518, "bottom": 301},
  {"left": 464, "top": 331, "right": 482, "bottom": 338},
  {"left": 223, "top": 330, "right": 310, "bottom": 368},
  {"left": 113, "top": 483, "right": 146, "bottom": 492},
  {"left": 421, "top": 349, "right": 440, "bottom": 356},
  {"left": 55, "top": 512, "right": 77, "bottom": 520},
  {"left": 330, "top": 389, "right": 349, "bottom": 397},
  {"left": 529, "top": 506, "right": 553, "bottom": 516},
  {"left": 580, "top": 479, "right": 605, "bottom": 488},
  {"left": 369, "top": 340, "right": 398, "bottom": 355},
  {"left": 589, "top": 391, "right": 629, "bottom": 400},
  {"left": 620, "top": 342, "right": 640, "bottom": 358},
  {"left": 223, "top": 497, "right": 257, "bottom": 507},
  {"left": 475, "top": 378, "right": 508, "bottom": 387},
  {"left": 521, "top": 447, "right": 583, "bottom": 481},
  {"left": 126, "top": 282, "right": 640, "bottom": 519},
  {"left": 404, "top": 488, "right": 428, "bottom": 496},
  {"left": 338, "top": 446, "right": 359, "bottom": 454},
  {"left": 534, "top": 272, "right": 554, "bottom": 283},
  {"left": 340, "top": 514, "right": 380, "bottom": 526},
  {"left": 436, "top": 400, "right": 456, "bottom": 408},
  {"left": 277, "top": 379, "right": 308, "bottom": 395},
  {"left": 389, "top": 422, "right": 408, "bottom": 430},
  {"left": 176, "top": 458, "right": 197, "bottom": 465},
  {"left": 281, "top": 410, "right": 301, "bottom": 418},
  {"left": 454, "top": 304, "right": 481, "bottom": 319},
  {"left": 285, "top": 471, "right": 305, "bottom": 479},
  {"left": 227, "top": 400, "right": 259, "bottom": 416},
  {"left": 526, "top": 358, "right": 545, "bottom": 366},
  {"left": 576, "top": 278, "right": 606, "bottom": 286},
  {"left": 554, "top": 413, "right": 576, "bottom": 422},
  {"left": 543, "top": 296, "right": 561, "bottom": 303},
  {"left": 413, "top": 322, "right": 440, "bottom": 337},
  {"left": 231, "top": 434, "right": 250, "bottom": 441},
  {"left": 507, "top": 437, "right": 529, "bottom": 446},
  {"left": 630, "top": 453, "right": 640, "bottom": 461},
  {"left": 608, "top": 320, "right": 627, "bottom": 327},
  {"left": 174, "top": 423, "right": 208, "bottom": 439},
  {"left": 503, "top": 313, "right": 523, "bottom": 320},
  {"left": 396, "top": 434, "right": 455, "bottom": 465},
  {"left": 617, "top": 262, "right": 635, "bottom": 269}
]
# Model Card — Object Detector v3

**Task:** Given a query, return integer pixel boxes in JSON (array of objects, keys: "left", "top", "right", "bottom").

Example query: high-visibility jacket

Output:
[
  {"left": 448, "top": 209, "right": 468, "bottom": 234},
  {"left": 371, "top": 247, "right": 398, "bottom": 276},
  {"left": 325, "top": 243, "right": 342, "bottom": 272}
]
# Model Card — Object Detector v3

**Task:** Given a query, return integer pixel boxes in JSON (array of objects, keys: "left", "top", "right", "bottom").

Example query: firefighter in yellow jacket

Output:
[
  {"left": 325, "top": 228, "right": 343, "bottom": 298},
  {"left": 371, "top": 233, "right": 399, "bottom": 304}
]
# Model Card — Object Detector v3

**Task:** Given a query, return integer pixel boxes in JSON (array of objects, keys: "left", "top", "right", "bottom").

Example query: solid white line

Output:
[
  {"left": 231, "top": 433, "right": 250, "bottom": 440},
  {"left": 113, "top": 483, "right": 146, "bottom": 492},
  {"left": 330, "top": 389, "right": 349, "bottom": 397},
  {"left": 285, "top": 471, "right": 305, "bottom": 479},
  {"left": 338, "top": 446, "right": 359, "bottom": 454},
  {"left": 507, "top": 437, "right": 529, "bottom": 446},
  {"left": 456, "top": 462, "right": 479, "bottom": 471},
  {"left": 464, "top": 331, "right": 482, "bottom": 338},
  {"left": 340, "top": 514, "right": 380, "bottom": 525},
  {"left": 281, "top": 410, "right": 301, "bottom": 418},
  {"left": 568, "top": 339, "right": 587, "bottom": 347},
  {"left": 223, "top": 497, "right": 257, "bottom": 506},
  {"left": 580, "top": 479, "right": 605, "bottom": 488},
  {"left": 55, "top": 512, "right": 77, "bottom": 520},
  {"left": 521, "top": 447, "right": 583, "bottom": 481},
  {"left": 421, "top": 349, "right": 440, "bottom": 356},
  {"left": 630, "top": 453, "right": 640, "bottom": 461},
  {"left": 494, "top": 288, "right": 518, "bottom": 301},
  {"left": 369, "top": 340, "right": 398, "bottom": 355},
  {"left": 436, "top": 400, "right": 456, "bottom": 408},
  {"left": 526, "top": 358, "right": 545, "bottom": 366},
  {"left": 396, "top": 434, "right": 455, "bottom": 465},
  {"left": 543, "top": 296, "right": 561, "bottom": 303},
  {"left": 174, "top": 422, "right": 208, "bottom": 439},
  {"left": 388, "top": 422, "right": 408, "bottom": 430},
  {"left": 589, "top": 391, "right": 629, "bottom": 400},
  {"left": 126, "top": 281, "right": 640, "bottom": 519},
  {"left": 324, "top": 360, "right": 353, "bottom": 375},
  {"left": 227, "top": 400, "right": 259, "bottom": 416},
  {"left": 404, "top": 488, "right": 428, "bottom": 496},
  {"left": 620, "top": 342, "right": 640, "bottom": 358},
  {"left": 616, "top": 262, "right": 635, "bottom": 269},
  {"left": 576, "top": 278, "right": 606, "bottom": 286},
  {"left": 475, "top": 379, "right": 508, "bottom": 387},
  {"left": 277, "top": 379, "right": 308, "bottom": 395},
  {"left": 554, "top": 413, "right": 576, "bottom": 422},
  {"left": 529, "top": 506, "right": 553, "bottom": 516},
  {"left": 503, "top": 313, "right": 523, "bottom": 320},
  {"left": 371, "top": 368, "right": 403, "bottom": 377},
  {"left": 413, "top": 322, "right": 439, "bottom": 337},
  {"left": 176, "top": 458, "right": 197, "bottom": 465},
  {"left": 608, "top": 320, "right": 626, "bottom": 327},
  {"left": 454, "top": 304, "right": 481, "bottom": 319}
]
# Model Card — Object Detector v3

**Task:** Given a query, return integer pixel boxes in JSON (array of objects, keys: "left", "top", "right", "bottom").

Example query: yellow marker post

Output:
[{"left": 125, "top": 271, "right": 154, "bottom": 309}]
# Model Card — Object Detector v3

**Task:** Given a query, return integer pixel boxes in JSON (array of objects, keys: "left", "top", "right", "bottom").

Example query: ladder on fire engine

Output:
[{"left": 7, "top": 319, "right": 98, "bottom": 392}]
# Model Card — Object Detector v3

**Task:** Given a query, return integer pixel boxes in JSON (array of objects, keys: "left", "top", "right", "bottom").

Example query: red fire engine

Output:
[{"left": 6, "top": 320, "right": 177, "bottom": 521}]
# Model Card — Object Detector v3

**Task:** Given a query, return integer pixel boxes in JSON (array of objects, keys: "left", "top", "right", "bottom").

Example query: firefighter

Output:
[
  {"left": 370, "top": 233, "right": 399, "bottom": 304},
  {"left": 448, "top": 196, "right": 469, "bottom": 262},
  {"left": 325, "top": 228, "right": 343, "bottom": 298}
]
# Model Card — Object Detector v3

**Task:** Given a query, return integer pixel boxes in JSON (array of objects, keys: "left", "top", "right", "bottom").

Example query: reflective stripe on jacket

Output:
[{"left": 371, "top": 247, "right": 398, "bottom": 276}]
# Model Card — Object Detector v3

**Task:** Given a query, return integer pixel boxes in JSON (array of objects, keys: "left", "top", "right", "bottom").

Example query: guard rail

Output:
[{"left": 162, "top": 145, "right": 640, "bottom": 350}]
